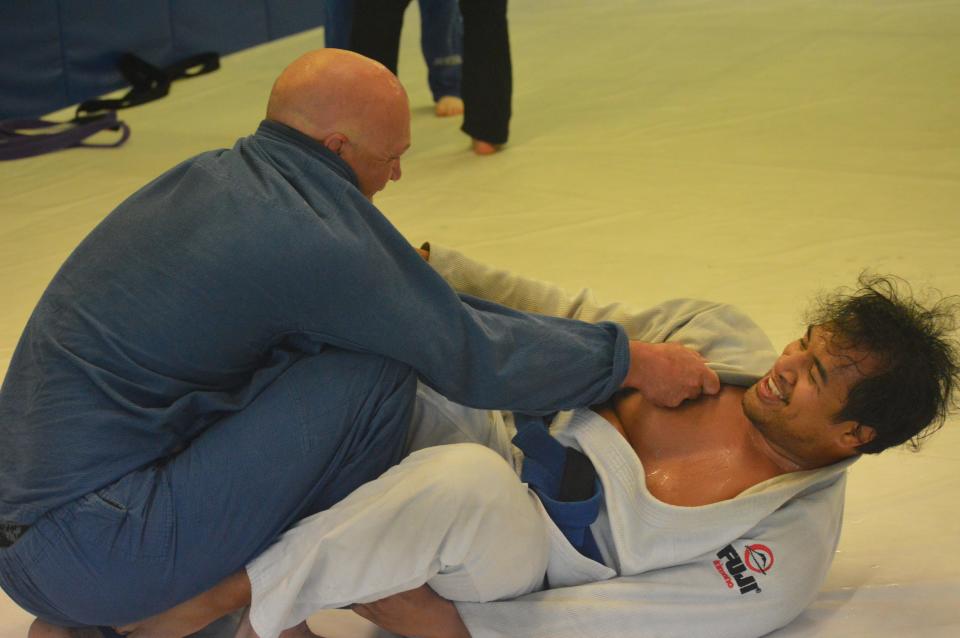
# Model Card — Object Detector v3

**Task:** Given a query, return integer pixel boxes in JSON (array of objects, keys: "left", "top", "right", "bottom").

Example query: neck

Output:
[{"left": 743, "top": 425, "right": 804, "bottom": 474}]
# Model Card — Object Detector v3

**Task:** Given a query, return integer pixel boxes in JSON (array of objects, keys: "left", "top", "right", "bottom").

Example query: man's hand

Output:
[
  {"left": 351, "top": 585, "right": 470, "bottom": 638},
  {"left": 623, "top": 341, "right": 721, "bottom": 407}
]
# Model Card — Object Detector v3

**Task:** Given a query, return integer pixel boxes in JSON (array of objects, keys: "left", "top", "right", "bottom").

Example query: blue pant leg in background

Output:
[
  {"left": 324, "top": 0, "right": 353, "bottom": 49},
  {"left": 418, "top": 0, "right": 463, "bottom": 101},
  {"left": 0, "top": 349, "right": 416, "bottom": 626},
  {"left": 344, "top": 0, "right": 462, "bottom": 102}
]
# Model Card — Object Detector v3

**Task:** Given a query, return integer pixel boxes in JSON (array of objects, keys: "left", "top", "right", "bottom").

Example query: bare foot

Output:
[
  {"left": 471, "top": 139, "right": 502, "bottom": 155},
  {"left": 117, "top": 571, "right": 250, "bottom": 638},
  {"left": 234, "top": 608, "right": 322, "bottom": 638},
  {"left": 115, "top": 600, "right": 215, "bottom": 638},
  {"left": 278, "top": 621, "right": 319, "bottom": 638},
  {"left": 232, "top": 609, "right": 258, "bottom": 638},
  {"left": 28, "top": 619, "right": 101, "bottom": 638},
  {"left": 434, "top": 96, "right": 464, "bottom": 117}
]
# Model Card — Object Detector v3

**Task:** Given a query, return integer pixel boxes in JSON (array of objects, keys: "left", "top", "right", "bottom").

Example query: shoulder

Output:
[{"left": 650, "top": 299, "right": 778, "bottom": 384}]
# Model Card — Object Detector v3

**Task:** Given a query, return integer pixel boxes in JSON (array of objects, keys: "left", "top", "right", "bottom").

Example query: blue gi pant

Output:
[
  {"left": 0, "top": 349, "right": 416, "bottom": 626},
  {"left": 325, "top": 0, "right": 463, "bottom": 101}
]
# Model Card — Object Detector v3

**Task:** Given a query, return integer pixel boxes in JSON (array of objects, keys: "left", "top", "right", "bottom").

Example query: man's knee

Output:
[
  {"left": 427, "top": 443, "right": 521, "bottom": 503},
  {"left": 284, "top": 349, "right": 415, "bottom": 396},
  {"left": 409, "top": 444, "right": 540, "bottom": 533},
  {"left": 273, "top": 350, "right": 417, "bottom": 510},
  {"left": 411, "top": 444, "right": 549, "bottom": 601},
  {"left": 276, "top": 350, "right": 416, "bottom": 442}
]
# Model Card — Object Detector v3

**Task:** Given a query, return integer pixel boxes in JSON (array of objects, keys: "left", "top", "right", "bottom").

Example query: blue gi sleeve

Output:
[
  {"left": 178, "top": 157, "right": 630, "bottom": 414},
  {"left": 263, "top": 196, "right": 630, "bottom": 412}
]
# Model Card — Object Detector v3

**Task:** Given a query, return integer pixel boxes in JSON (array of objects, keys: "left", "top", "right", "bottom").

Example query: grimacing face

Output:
[{"left": 742, "top": 325, "right": 876, "bottom": 469}]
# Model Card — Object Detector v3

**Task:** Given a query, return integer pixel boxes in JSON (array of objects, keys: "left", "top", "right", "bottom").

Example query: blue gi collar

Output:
[{"left": 254, "top": 119, "right": 359, "bottom": 189}]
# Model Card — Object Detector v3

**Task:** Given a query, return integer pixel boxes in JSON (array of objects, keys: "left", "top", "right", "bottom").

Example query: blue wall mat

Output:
[
  {"left": 0, "top": 0, "right": 326, "bottom": 119},
  {"left": 0, "top": 0, "right": 66, "bottom": 120},
  {"left": 170, "top": 2, "right": 270, "bottom": 59},
  {"left": 60, "top": 1, "right": 174, "bottom": 105},
  {"left": 267, "top": 0, "right": 326, "bottom": 40}
]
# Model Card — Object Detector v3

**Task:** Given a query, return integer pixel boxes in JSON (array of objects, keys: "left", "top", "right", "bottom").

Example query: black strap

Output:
[
  {"left": 513, "top": 414, "right": 605, "bottom": 563},
  {"left": 559, "top": 447, "right": 598, "bottom": 502},
  {"left": 0, "top": 522, "right": 29, "bottom": 548},
  {"left": 75, "top": 51, "right": 220, "bottom": 118},
  {"left": 163, "top": 51, "right": 220, "bottom": 81},
  {"left": 0, "top": 51, "right": 218, "bottom": 161}
]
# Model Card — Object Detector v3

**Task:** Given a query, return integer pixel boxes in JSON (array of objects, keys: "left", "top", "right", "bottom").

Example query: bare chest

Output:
[{"left": 598, "top": 387, "right": 780, "bottom": 506}]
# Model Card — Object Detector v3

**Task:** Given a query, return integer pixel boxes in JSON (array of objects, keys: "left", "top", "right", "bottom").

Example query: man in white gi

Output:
[{"left": 117, "top": 245, "right": 958, "bottom": 638}]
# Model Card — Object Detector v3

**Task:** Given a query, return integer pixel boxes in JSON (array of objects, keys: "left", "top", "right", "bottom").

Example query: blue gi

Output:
[{"left": 0, "top": 121, "right": 628, "bottom": 625}]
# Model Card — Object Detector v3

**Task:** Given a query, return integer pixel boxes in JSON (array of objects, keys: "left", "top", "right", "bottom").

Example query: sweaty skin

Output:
[
  {"left": 596, "top": 325, "right": 878, "bottom": 507},
  {"left": 595, "top": 387, "right": 783, "bottom": 506}
]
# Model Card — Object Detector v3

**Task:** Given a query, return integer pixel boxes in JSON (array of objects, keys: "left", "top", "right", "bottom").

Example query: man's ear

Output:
[
  {"left": 843, "top": 422, "right": 876, "bottom": 450},
  {"left": 323, "top": 133, "right": 348, "bottom": 154}
]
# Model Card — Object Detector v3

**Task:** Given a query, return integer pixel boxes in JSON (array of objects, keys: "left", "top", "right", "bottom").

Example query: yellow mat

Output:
[{"left": 2, "top": 1, "right": 958, "bottom": 636}]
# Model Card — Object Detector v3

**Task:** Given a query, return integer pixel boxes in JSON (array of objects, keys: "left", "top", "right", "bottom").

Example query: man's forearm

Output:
[{"left": 424, "top": 244, "right": 720, "bottom": 408}]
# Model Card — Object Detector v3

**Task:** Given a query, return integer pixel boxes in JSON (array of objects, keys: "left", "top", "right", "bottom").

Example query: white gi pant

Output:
[{"left": 246, "top": 439, "right": 549, "bottom": 638}]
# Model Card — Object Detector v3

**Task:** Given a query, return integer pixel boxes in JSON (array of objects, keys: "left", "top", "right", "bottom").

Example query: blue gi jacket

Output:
[{"left": 0, "top": 120, "right": 628, "bottom": 524}]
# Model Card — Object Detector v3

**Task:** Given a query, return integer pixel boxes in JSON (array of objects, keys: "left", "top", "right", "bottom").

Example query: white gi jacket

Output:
[{"left": 248, "top": 246, "right": 855, "bottom": 638}]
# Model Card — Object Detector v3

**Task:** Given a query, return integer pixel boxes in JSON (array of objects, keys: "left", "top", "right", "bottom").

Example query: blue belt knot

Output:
[{"left": 513, "top": 413, "right": 604, "bottom": 564}]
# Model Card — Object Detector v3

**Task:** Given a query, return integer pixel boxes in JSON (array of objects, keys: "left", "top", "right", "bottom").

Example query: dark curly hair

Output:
[{"left": 804, "top": 274, "right": 960, "bottom": 454}]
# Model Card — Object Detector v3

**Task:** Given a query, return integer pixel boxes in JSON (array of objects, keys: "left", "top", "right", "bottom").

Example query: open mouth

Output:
[{"left": 757, "top": 374, "right": 787, "bottom": 404}]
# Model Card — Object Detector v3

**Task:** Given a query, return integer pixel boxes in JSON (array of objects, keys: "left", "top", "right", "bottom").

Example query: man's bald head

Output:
[{"left": 267, "top": 49, "right": 411, "bottom": 200}]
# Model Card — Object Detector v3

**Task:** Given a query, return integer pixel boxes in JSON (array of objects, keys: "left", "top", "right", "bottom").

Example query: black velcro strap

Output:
[
  {"left": 75, "top": 51, "right": 220, "bottom": 119},
  {"left": 164, "top": 51, "right": 220, "bottom": 81},
  {"left": 559, "top": 447, "right": 597, "bottom": 502}
]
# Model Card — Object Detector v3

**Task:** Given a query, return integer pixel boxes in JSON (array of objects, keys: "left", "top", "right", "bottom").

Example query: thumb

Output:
[{"left": 702, "top": 368, "right": 721, "bottom": 395}]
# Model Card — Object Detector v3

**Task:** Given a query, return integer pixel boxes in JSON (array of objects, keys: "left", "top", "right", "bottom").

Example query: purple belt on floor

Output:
[{"left": 0, "top": 112, "right": 130, "bottom": 161}]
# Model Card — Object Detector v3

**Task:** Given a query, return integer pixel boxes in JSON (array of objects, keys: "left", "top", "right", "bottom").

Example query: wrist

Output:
[{"left": 623, "top": 340, "right": 651, "bottom": 388}]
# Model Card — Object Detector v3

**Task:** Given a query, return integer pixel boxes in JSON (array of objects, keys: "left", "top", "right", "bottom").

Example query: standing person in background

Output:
[
  {"left": 324, "top": 0, "right": 466, "bottom": 117},
  {"left": 350, "top": 0, "right": 512, "bottom": 154}
]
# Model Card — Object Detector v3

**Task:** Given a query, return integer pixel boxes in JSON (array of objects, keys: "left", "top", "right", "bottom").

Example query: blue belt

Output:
[{"left": 513, "top": 413, "right": 604, "bottom": 564}]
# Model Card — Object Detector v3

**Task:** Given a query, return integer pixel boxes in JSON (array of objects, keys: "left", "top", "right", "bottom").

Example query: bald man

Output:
[
  {"left": 0, "top": 50, "right": 718, "bottom": 636},
  {"left": 264, "top": 49, "right": 411, "bottom": 200}
]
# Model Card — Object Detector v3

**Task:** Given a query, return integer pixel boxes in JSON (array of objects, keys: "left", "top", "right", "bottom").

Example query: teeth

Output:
[{"left": 767, "top": 377, "right": 784, "bottom": 400}]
